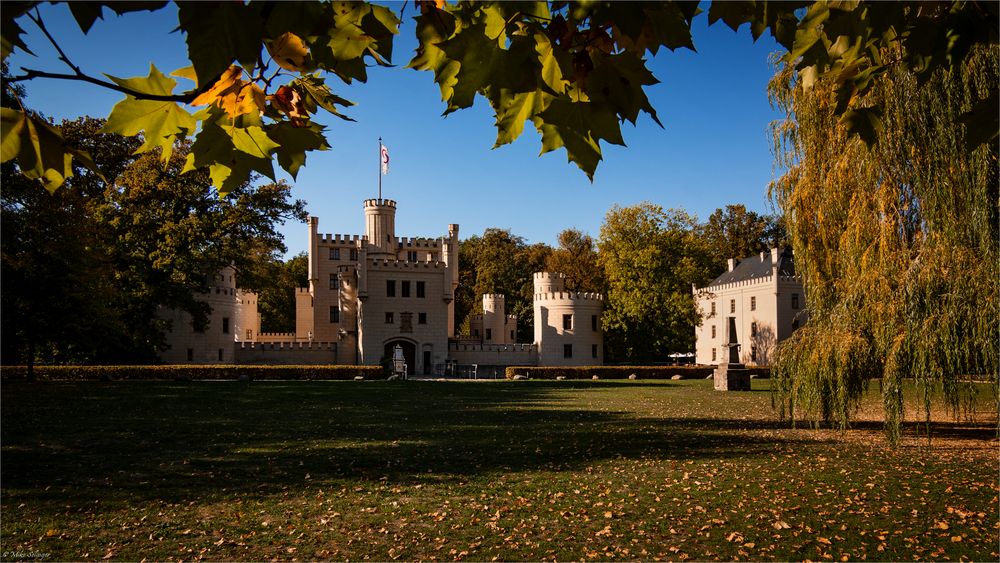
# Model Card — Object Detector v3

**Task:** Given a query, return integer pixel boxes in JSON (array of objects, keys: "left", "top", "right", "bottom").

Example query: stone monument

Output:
[{"left": 714, "top": 316, "right": 751, "bottom": 391}]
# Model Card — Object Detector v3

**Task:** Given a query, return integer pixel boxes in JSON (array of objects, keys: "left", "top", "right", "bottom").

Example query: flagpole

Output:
[{"left": 378, "top": 137, "right": 382, "bottom": 200}]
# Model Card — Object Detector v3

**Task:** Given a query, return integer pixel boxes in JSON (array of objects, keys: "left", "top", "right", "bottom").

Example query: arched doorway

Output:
[{"left": 384, "top": 340, "right": 416, "bottom": 376}]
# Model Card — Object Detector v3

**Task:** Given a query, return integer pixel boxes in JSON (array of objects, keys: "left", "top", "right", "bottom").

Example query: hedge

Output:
[
  {"left": 504, "top": 365, "right": 771, "bottom": 380},
  {"left": 0, "top": 365, "right": 386, "bottom": 382}
]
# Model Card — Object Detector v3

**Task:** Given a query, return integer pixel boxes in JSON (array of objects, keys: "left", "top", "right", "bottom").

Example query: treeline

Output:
[
  {"left": 454, "top": 202, "right": 785, "bottom": 362},
  {"left": 1, "top": 116, "right": 307, "bottom": 366}
]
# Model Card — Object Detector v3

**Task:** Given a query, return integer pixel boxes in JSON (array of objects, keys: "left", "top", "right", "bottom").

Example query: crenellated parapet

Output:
[
  {"left": 534, "top": 291, "right": 604, "bottom": 303},
  {"left": 238, "top": 341, "right": 337, "bottom": 351},
  {"left": 363, "top": 198, "right": 396, "bottom": 209},
  {"left": 448, "top": 342, "right": 537, "bottom": 353},
  {"left": 318, "top": 233, "right": 364, "bottom": 244},
  {"left": 368, "top": 258, "right": 448, "bottom": 270},
  {"left": 396, "top": 237, "right": 442, "bottom": 249},
  {"left": 697, "top": 274, "right": 805, "bottom": 292}
]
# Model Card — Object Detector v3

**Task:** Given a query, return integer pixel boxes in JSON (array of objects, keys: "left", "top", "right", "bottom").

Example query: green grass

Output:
[{"left": 1, "top": 379, "right": 996, "bottom": 561}]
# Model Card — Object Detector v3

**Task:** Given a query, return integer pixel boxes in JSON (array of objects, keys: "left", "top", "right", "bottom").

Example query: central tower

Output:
[{"left": 363, "top": 198, "right": 396, "bottom": 257}]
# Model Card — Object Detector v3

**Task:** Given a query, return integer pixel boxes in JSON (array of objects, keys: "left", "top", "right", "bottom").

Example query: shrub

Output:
[
  {"left": 504, "top": 365, "right": 771, "bottom": 380},
  {"left": 0, "top": 365, "right": 386, "bottom": 382}
]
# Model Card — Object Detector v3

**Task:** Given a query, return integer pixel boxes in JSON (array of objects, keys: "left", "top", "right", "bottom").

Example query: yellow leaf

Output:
[
  {"left": 936, "top": 521, "right": 949, "bottom": 530},
  {"left": 817, "top": 537, "right": 831, "bottom": 545},
  {"left": 191, "top": 66, "right": 243, "bottom": 107},
  {"left": 171, "top": 65, "right": 199, "bottom": 85},
  {"left": 221, "top": 83, "right": 266, "bottom": 117},
  {"left": 267, "top": 32, "right": 310, "bottom": 71},
  {"left": 950, "top": 536, "right": 962, "bottom": 542}
]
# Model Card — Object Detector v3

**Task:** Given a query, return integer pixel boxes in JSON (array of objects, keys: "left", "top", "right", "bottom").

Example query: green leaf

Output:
[
  {"left": 102, "top": 64, "right": 196, "bottom": 164},
  {"left": 493, "top": 90, "right": 551, "bottom": 148},
  {"left": 438, "top": 22, "right": 507, "bottom": 112},
  {"left": 1, "top": 1, "right": 35, "bottom": 60},
  {"left": 2, "top": 110, "right": 100, "bottom": 192},
  {"left": 586, "top": 53, "right": 662, "bottom": 126},
  {"left": 183, "top": 121, "right": 274, "bottom": 195},
  {"left": 1, "top": 107, "right": 26, "bottom": 163},
  {"left": 293, "top": 74, "right": 356, "bottom": 121},
  {"left": 176, "top": 1, "right": 264, "bottom": 87},
  {"left": 266, "top": 122, "right": 329, "bottom": 179},
  {"left": 223, "top": 125, "right": 280, "bottom": 159},
  {"left": 839, "top": 107, "right": 883, "bottom": 146},
  {"left": 535, "top": 100, "right": 625, "bottom": 181}
]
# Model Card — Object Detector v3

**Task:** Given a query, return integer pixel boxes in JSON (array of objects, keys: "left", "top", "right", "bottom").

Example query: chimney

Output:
[
  {"left": 771, "top": 247, "right": 781, "bottom": 274},
  {"left": 760, "top": 251, "right": 766, "bottom": 262},
  {"left": 727, "top": 258, "right": 735, "bottom": 272}
]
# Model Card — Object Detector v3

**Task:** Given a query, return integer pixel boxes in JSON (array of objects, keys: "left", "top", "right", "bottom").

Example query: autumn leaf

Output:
[{"left": 267, "top": 32, "right": 311, "bottom": 71}]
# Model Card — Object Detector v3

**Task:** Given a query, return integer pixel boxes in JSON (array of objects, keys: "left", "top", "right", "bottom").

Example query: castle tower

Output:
[
  {"left": 482, "top": 294, "right": 506, "bottom": 344},
  {"left": 533, "top": 272, "right": 603, "bottom": 366},
  {"left": 364, "top": 199, "right": 396, "bottom": 257},
  {"left": 533, "top": 271, "right": 566, "bottom": 294},
  {"left": 443, "top": 223, "right": 460, "bottom": 337}
]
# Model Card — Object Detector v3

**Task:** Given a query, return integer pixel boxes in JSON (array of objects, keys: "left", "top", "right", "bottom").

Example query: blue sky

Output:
[{"left": 8, "top": 2, "right": 784, "bottom": 258}]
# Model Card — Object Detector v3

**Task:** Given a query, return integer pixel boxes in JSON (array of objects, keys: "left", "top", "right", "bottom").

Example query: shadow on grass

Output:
[{"left": 1, "top": 380, "right": 984, "bottom": 506}]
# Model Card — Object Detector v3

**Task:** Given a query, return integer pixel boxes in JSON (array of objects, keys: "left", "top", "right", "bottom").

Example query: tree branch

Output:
[{"left": 14, "top": 8, "right": 223, "bottom": 104}]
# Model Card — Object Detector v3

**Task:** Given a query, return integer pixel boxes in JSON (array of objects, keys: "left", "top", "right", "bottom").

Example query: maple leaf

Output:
[{"left": 102, "top": 63, "right": 197, "bottom": 165}]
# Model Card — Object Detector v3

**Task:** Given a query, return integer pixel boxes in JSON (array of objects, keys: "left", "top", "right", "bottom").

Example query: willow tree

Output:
[{"left": 768, "top": 45, "right": 998, "bottom": 443}]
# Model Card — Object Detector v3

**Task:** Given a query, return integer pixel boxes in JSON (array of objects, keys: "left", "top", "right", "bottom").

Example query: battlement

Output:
[
  {"left": 368, "top": 258, "right": 447, "bottom": 270},
  {"left": 257, "top": 332, "right": 296, "bottom": 339},
  {"left": 318, "top": 233, "right": 363, "bottom": 244},
  {"left": 296, "top": 287, "right": 312, "bottom": 295},
  {"left": 396, "top": 237, "right": 441, "bottom": 249},
  {"left": 238, "top": 341, "right": 337, "bottom": 351},
  {"left": 699, "top": 274, "right": 803, "bottom": 293},
  {"left": 534, "top": 291, "right": 604, "bottom": 303},
  {"left": 363, "top": 198, "right": 396, "bottom": 209},
  {"left": 533, "top": 272, "right": 566, "bottom": 280},
  {"left": 448, "top": 342, "right": 537, "bottom": 353},
  {"left": 482, "top": 293, "right": 505, "bottom": 301}
]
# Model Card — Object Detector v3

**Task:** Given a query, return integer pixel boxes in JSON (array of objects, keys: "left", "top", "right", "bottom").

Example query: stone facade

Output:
[
  {"left": 161, "top": 199, "right": 604, "bottom": 371},
  {"left": 693, "top": 247, "right": 807, "bottom": 366}
]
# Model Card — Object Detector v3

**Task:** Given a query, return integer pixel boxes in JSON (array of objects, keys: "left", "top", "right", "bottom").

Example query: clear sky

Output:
[{"left": 8, "top": 2, "right": 784, "bottom": 258}]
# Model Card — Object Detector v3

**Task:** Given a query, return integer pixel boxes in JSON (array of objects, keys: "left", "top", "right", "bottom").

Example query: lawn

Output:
[{"left": 1, "top": 378, "right": 996, "bottom": 561}]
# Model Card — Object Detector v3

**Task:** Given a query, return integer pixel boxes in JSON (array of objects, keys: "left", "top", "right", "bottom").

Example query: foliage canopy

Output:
[{"left": 2, "top": 1, "right": 995, "bottom": 192}]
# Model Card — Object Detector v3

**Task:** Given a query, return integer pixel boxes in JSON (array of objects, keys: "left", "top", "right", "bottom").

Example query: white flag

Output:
[{"left": 380, "top": 144, "right": 390, "bottom": 175}]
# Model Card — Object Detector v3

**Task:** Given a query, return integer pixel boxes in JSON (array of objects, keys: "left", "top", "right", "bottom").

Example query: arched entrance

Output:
[{"left": 384, "top": 339, "right": 416, "bottom": 376}]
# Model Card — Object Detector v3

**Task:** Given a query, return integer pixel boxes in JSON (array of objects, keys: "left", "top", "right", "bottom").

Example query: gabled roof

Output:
[{"left": 707, "top": 248, "right": 796, "bottom": 287}]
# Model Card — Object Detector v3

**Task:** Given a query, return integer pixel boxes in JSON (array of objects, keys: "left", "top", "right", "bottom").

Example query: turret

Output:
[
  {"left": 307, "top": 216, "right": 319, "bottom": 292},
  {"left": 363, "top": 199, "right": 396, "bottom": 257},
  {"left": 482, "top": 294, "right": 506, "bottom": 344},
  {"left": 533, "top": 271, "right": 566, "bottom": 295}
]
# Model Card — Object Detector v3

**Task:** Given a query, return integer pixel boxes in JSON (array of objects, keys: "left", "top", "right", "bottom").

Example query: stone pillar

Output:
[{"left": 714, "top": 316, "right": 751, "bottom": 391}]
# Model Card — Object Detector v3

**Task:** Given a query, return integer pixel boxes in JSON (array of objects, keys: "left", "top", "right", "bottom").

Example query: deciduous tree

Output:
[
  {"left": 768, "top": 43, "right": 998, "bottom": 442},
  {"left": 545, "top": 228, "right": 604, "bottom": 293}
]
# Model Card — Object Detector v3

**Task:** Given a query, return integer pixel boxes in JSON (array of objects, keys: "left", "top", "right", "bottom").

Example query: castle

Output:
[
  {"left": 160, "top": 199, "right": 604, "bottom": 372},
  {"left": 692, "top": 247, "right": 807, "bottom": 366}
]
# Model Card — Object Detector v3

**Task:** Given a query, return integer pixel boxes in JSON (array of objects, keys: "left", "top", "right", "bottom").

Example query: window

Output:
[
  {"left": 751, "top": 346, "right": 757, "bottom": 362},
  {"left": 711, "top": 325, "right": 716, "bottom": 338},
  {"left": 591, "top": 315, "right": 598, "bottom": 331},
  {"left": 562, "top": 314, "right": 573, "bottom": 330},
  {"left": 418, "top": 312, "right": 427, "bottom": 324},
  {"left": 187, "top": 348, "right": 194, "bottom": 362},
  {"left": 349, "top": 248, "right": 358, "bottom": 261},
  {"left": 407, "top": 250, "right": 418, "bottom": 261},
  {"left": 750, "top": 296, "right": 756, "bottom": 311},
  {"left": 218, "top": 349, "right": 224, "bottom": 361},
  {"left": 711, "top": 348, "right": 716, "bottom": 362},
  {"left": 330, "top": 306, "right": 339, "bottom": 323},
  {"left": 416, "top": 281, "right": 425, "bottom": 298},
  {"left": 402, "top": 280, "right": 411, "bottom": 297},
  {"left": 563, "top": 344, "right": 573, "bottom": 358},
  {"left": 386, "top": 280, "right": 395, "bottom": 297},
  {"left": 246, "top": 329, "right": 253, "bottom": 340},
  {"left": 400, "top": 312, "right": 413, "bottom": 333},
  {"left": 485, "top": 328, "right": 492, "bottom": 340},
  {"left": 792, "top": 318, "right": 800, "bottom": 330},
  {"left": 330, "top": 247, "right": 340, "bottom": 260},
  {"left": 730, "top": 299, "right": 736, "bottom": 314},
  {"left": 751, "top": 322, "right": 757, "bottom": 337},
  {"left": 592, "top": 344, "right": 598, "bottom": 358},
  {"left": 510, "top": 330, "right": 515, "bottom": 340},
  {"left": 385, "top": 312, "right": 394, "bottom": 324},
  {"left": 222, "top": 317, "right": 230, "bottom": 334},
  {"left": 711, "top": 302, "right": 716, "bottom": 315},
  {"left": 474, "top": 328, "right": 480, "bottom": 337},
  {"left": 330, "top": 274, "right": 339, "bottom": 290},
  {"left": 792, "top": 293, "right": 800, "bottom": 309}
]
